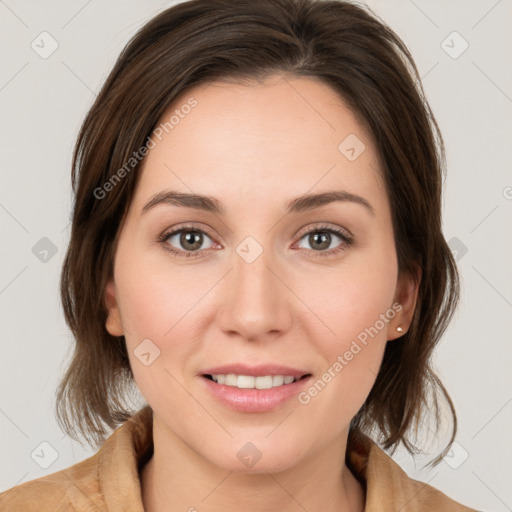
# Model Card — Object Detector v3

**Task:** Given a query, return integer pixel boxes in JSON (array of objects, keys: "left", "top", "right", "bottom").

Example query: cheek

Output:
[
  {"left": 292, "top": 249, "right": 397, "bottom": 415},
  {"left": 114, "top": 252, "right": 208, "bottom": 342},
  {"left": 114, "top": 259, "right": 204, "bottom": 407},
  {"left": 294, "top": 247, "right": 398, "bottom": 348},
  {"left": 113, "top": 252, "right": 218, "bottom": 391}
]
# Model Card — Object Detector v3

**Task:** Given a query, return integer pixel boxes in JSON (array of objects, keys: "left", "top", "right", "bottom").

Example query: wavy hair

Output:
[{"left": 56, "top": 0, "right": 459, "bottom": 465}]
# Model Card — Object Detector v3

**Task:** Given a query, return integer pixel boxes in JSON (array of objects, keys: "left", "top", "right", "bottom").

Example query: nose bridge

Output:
[{"left": 217, "top": 236, "right": 291, "bottom": 340}]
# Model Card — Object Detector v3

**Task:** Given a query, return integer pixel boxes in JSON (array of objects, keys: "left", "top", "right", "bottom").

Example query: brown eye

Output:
[
  {"left": 307, "top": 231, "right": 332, "bottom": 251},
  {"left": 296, "top": 225, "right": 353, "bottom": 255},
  {"left": 178, "top": 230, "right": 204, "bottom": 251},
  {"left": 161, "top": 228, "right": 215, "bottom": 257}
]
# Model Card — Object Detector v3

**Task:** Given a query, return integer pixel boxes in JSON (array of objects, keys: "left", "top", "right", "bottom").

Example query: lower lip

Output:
[{"left": 200, "top": 375, "right": 312, "bottom": 413}]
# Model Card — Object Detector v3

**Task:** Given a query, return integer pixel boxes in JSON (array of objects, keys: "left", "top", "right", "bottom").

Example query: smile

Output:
[
  {"left": 201, "top": 373, "right": 313, "bottom": 413},
  {"left": 205, "top": 373, "right": 310, "bottom": 389}
]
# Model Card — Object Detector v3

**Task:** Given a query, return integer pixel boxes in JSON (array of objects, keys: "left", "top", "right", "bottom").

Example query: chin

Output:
[{"left": 200, "top": 437, "right": 306, "bottom": 474}]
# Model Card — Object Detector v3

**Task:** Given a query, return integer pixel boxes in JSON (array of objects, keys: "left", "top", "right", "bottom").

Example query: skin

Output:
[{"left": 104, "top": 74, "right": 419, "bottom": 512}]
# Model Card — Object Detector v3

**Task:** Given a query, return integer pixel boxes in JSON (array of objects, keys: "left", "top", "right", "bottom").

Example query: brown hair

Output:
[{"left": 57, "top": 0, "right": 459, "bottom": 464}]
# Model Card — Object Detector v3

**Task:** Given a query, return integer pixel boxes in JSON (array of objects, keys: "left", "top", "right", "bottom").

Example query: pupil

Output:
[
  {"left": 181, "top": 230, "right": 202, "bottom": 251},
  {"left": 311, "top": 231, "right": 330, "bottom": 250}
]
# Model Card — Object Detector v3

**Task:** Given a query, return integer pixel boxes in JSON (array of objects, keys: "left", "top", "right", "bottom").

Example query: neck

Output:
[{"left": 141, "top": 416, "right": 365, "bottom": 512}]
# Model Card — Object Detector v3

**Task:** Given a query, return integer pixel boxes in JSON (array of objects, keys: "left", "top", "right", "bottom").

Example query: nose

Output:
[{"left": 216, "top": 242, "right": 293, "bottom": 342}]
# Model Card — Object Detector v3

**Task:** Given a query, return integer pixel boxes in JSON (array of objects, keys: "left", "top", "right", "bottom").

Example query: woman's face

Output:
[{"left": 105, "top": 74, "right": 417, "bottom": 472}]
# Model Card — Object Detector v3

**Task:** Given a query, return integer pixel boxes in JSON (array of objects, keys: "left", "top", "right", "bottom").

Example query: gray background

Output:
[{"left": 1, "top": 0, "right": 511, "bottom": 510}]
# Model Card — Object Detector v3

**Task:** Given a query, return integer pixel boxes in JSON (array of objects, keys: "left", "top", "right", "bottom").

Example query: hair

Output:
[{"left": 56, "top": 0, "right": 460, "bottom": 465}]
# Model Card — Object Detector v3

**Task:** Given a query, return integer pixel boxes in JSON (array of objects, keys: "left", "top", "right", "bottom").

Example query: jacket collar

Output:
[{"left": 96, "top": 405, "right": 453, "bottom": 511}]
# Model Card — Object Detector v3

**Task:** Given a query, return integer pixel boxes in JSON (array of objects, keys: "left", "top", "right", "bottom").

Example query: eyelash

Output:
[{"left": 157, "top": 223, "right": 354, "bottom": 259}]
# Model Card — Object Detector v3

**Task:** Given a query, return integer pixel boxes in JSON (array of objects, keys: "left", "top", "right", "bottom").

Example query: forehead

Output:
[{"left": 133, "top": 75, "right": 386, "bottom": 214}]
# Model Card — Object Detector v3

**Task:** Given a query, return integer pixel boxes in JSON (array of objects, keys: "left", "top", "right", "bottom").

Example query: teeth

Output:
[{"left": 210, "top": 373, "right": 300, "bottom": 389}]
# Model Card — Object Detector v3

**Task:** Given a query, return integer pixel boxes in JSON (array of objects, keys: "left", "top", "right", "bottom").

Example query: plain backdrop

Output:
[{"left": 0, "top": 0, "right": 511, "bottom": 510}]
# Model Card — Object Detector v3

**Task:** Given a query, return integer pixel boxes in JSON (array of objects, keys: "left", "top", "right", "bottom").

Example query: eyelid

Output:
[
  {"left": 159, "top": 222, "right": 218, "bottom": 242},
  {"left": 295, "top": 223, "right": 354, "bottom": 242}
]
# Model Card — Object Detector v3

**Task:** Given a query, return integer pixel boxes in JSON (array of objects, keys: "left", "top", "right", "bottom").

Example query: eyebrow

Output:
[{"left": 141, "top": 189, "right": 375, "bottom": 216}]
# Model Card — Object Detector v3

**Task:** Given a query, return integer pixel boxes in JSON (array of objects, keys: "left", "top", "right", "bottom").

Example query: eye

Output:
[
  {"left": 294, "top": 224, "right": 354, "bottom": 256},
  {"left": 159, "top": 225, "right": 217, "bottom": 258},
  {"left": 158, "top": 223, "right": 354, "bottom": 259}
]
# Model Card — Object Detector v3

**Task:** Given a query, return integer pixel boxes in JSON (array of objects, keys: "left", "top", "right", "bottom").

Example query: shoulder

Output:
[
  {"left": 0, "top": 452, "right": 103, "bottom": 512},
  {"left": 347, "top": 432, "right": 479, "bottom": 511},
  {"left": 371, "top": 448, "right": 479, "bottom": 511},
  {"left": 391, "top": 470, "right": 479, "bottom": 511},
  {"left": 0, "top": 406, "right": 152, "bottom": 512}
]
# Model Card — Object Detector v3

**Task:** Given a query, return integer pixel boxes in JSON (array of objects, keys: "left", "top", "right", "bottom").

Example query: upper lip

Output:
[{"left": 200, "top": 364, "right": 312, "bottom": 380}]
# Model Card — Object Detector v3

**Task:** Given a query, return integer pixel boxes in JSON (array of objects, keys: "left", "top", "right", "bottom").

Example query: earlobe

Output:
[
  {"left": 104, "top": 278, "right": 124, "bottom": 337},
  {"left": 388, "top": 266, "right": 421, "bottom": 341}
]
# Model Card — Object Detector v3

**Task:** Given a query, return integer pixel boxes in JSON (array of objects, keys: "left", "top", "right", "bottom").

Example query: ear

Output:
[
  {"left": 104, "top": 278, "right": 124, "bottom": 337},
  {"left": 387, "top": 265, "right": 421, "bottom": 341}
]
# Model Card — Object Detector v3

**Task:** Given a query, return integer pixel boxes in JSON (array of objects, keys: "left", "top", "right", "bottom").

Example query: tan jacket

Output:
[{"left": 0, "top": 406, "right": 478, "bottom": 511}]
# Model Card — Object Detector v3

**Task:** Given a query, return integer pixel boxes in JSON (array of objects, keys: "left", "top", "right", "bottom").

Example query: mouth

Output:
[
  {"left": 202, "top": 373, "right": 312, "bottom": 390},
  {"left": 200, "top": 369, "right": 314, "bottom": 413}
]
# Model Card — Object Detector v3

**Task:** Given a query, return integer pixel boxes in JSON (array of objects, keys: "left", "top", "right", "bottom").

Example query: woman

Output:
[{"left": 0, "top": 0, "right": 479, "bottom": 510}]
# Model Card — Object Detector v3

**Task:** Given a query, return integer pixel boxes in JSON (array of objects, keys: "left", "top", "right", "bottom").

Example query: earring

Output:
[{"left": 396, "top": 326, "right": 404, "bottom": 332}]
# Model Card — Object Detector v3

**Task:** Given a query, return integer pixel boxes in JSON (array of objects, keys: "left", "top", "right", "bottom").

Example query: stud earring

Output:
[{"left": 396, "top": 326, "right": 404, "bottom": 332}]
